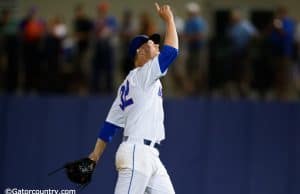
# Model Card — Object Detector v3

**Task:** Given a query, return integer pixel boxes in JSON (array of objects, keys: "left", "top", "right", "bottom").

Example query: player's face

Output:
[{"left": 140, "top": 40, "right": 160, "bottom": 59}]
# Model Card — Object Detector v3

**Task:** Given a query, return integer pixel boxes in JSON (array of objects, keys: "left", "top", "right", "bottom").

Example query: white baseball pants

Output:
[{"left": 114, "top": 142, "right": 175, "bottom": 194}]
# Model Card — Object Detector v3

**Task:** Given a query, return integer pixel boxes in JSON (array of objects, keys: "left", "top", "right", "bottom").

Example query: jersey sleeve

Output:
[
  {"left": 105, "top": 92, "right": 125, "bottom": 128},
  {"left": 135, "top": 45, "right": 178, "bottom": 89},
  {"left": 98, "top": 87, "right": 125, "bottom": 143}
]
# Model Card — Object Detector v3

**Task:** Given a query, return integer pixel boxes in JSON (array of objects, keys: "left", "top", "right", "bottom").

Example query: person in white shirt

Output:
[{"left": 88, "top": 2, "right": 178, "bottom": 194}]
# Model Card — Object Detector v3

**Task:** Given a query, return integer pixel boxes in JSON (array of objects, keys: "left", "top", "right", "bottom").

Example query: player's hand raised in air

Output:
[{"left": 155, "top": 2, "right": 174, "bottom": 22}]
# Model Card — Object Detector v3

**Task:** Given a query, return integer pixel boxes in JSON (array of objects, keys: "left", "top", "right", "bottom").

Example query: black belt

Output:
[{"left": 123, "top": 136, "right": 160, "bottom": 149}]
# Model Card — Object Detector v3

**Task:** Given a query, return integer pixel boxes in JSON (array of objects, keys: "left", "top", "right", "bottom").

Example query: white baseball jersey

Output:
[{"left": 105, "top": 56, "right": 166, "bottom": 142}]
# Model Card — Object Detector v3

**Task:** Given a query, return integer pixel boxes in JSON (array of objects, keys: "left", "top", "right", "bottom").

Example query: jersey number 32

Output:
[{"left": 119, "top": 80, "right": 134, "bottom": 111}]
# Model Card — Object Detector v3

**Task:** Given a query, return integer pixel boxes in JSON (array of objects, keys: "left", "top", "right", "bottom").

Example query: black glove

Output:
[
  {"left": 49, "top": 157, "right": 96, "bottom": 187},
  {"left": 64, "top": 158, "right": 96, "bottom": 185}
]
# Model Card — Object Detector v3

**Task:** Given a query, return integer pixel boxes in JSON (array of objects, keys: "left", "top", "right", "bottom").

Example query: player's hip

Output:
[{"left": 115, "top": 142, "right": 159, "bottom": 175}]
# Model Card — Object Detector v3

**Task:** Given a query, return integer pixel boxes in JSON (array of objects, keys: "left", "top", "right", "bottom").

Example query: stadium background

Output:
[
  {"left": 14, "top": 0, "right": 300, "bottom": 23},
  {"left": 1, "top": 0, "right": 300, "bottom": 194}
]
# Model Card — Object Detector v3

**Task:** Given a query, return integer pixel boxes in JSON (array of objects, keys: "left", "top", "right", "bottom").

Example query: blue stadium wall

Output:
[{"left": 0, "top": 95, "right": 299, "bottom": 194}]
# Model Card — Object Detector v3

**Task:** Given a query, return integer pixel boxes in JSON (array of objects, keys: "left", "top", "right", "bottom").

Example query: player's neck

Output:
[{"left": 135, "top": 56, "right": 149, "bottom": 68}]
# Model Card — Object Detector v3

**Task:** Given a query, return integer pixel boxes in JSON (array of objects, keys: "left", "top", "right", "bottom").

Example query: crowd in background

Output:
[{"left": 1, "top": 2, "right": 300, "bottom": 101}]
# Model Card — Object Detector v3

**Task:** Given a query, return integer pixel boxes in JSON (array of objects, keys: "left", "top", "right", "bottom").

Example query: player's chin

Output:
[
  {"left": 150, "top": 54, "right": 159, "bottom": 60},
  {"left": 153, "top": 52, "right": 160, "bottom": 58}
]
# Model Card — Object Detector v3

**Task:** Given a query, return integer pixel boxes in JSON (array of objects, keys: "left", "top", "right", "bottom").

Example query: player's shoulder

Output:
[
  {"left": 121, "top": 70, "right": 139, "bottom": 87},
  {"left": 136, "top": 56, "right": 159, "bottom": 72},
  {"left": 123, "top": 56, "right": 160, "bottom": 89},
  {"left": 125, "top": 69, "right": 137, "bottom": 81}
]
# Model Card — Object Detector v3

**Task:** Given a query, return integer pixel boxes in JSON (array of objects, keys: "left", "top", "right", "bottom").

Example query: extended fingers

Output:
[
  {"left": 161, "top": 4, "right": 170, "bottom": 11},
  {"left": 155, "top": 2, "right": 160, "bottom": 11},
  {"left": 155, "top": 3, "right": 171, "bottom": 12}
]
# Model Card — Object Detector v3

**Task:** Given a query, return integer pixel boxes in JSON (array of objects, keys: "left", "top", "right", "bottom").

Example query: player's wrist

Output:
[
  {"left": 165, "top": 18, "right": 175, "bottom": 26},
  {"left": 89, "top": 152, "right": 100, "bottom": 163},
  {"left": 163, "top": 15, "right": 174, "bottom": 24}
]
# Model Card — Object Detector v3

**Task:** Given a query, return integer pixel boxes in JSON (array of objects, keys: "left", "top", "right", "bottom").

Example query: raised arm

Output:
[{"left": 155, "top": 2, "right": 178, "bottom": 49}]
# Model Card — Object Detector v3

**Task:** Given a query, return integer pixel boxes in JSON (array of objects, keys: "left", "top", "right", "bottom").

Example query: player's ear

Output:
[{"left": 137, "top": 48, "right": 145, "bottom": 56}]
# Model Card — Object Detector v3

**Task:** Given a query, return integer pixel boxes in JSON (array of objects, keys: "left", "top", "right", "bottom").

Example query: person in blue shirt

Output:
[
  {"left": 269, "top": 5, "right": 295, "bottom": 58},
  {"left": 183, "top": 2, "right": 207, "bottom": 95},
  {"left": 268, "top": 5, "right": 296, "bottom": 100},
  {"left": 227, "top": 9, "right": 257, "bottom": 97}
]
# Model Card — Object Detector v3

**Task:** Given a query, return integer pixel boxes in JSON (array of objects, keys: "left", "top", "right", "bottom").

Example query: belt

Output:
[{"left": 123, "top": 136, "right": 160, "bottom": 149}]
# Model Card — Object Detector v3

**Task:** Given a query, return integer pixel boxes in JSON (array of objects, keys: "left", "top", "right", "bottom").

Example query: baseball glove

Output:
[
  {"left": 64, "top": 158, "right": 96, "bottom": 185},
  {"left": 49, "top": 157, "right": 96, "bottom": 186}
]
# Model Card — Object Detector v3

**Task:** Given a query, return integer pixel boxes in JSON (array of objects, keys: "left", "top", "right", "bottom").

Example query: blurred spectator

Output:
[
  {"left": 0, "top": 8, "right": 20, "bottom": 93},
  {"left": 293, "top": 20, "right": 300, "bottom": 95},
  {"left": 20, "top": 6, "right": 45, "bottom": 93},
  {"left": 119, "top": 9, "right": 136, "bottom": 78},
  {"left": 162, "top": 12, "right": 186, "bottom": 96},
  {"left": 269, "top": 6, "right": 295, "bottom": 58},
  {"left": 295, "top": 22, "right": 300, "bottom": 65},
  {"left": 91, "top": 1, "right": 118, "bottom": 94},
  {"left": 227, "top": 9, "right": 257, "bottom": 97},
  {"left": 72, "top": 4, "right": 92, "bottom": 81},
  {"left": 296, "top": 21, "right": 300, "bottom": 46},
  {"left": 294, "top": 21, "right": 300, "bottom": 52},
  {"left": 44, "top": 16, "right": 67, "bottom": 93},
  {"left": 267, "top": 5, "right": 296, "bottom": 100},
  {"left": 183, "top": 2, "right": 208, "bottom": 95},
  {"left": 138, "top": 11, "right": 156, "bottom": 35}
]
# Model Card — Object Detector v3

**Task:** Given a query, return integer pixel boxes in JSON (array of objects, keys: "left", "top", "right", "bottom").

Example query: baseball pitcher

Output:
[{"left": 58, "top": 2, "right": 179, "bottom": 193}]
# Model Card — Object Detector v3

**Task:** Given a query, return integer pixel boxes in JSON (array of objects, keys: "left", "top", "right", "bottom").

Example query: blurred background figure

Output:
[
  {"left": 20, "top": 6, "right": 45, "bottom": 93},
  {"left": 91, "top": 1, "right": 118, "bottom": 94},
  {"left": 162, "top": 11, "right": 186, "bottom": 96},
  {"left": 0, "top": 8, "right": 20, "bottom": 93},
  {"left": 295, "top": 20, "right": 300, "bottom": 95},
  {"left": 267, "top": 5, "right": 296, "bottom": 100},
  {"left": 119, "top": 9, "right": 136, "bottom": 78},
  {"left": 226, "top": 8, "right": 257, "bottom": 98},
  {"left": 44, "top": 15, "right": 67, "bottom": 93},
  {"left": 138, "top": 11, "right": 157, "bottom": 35},
  {"left": 183, "top": 2, "right": 208, "bottom": 96},
  {"left": 72, "top": 3, "right": 92, "bottom": 93}
]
